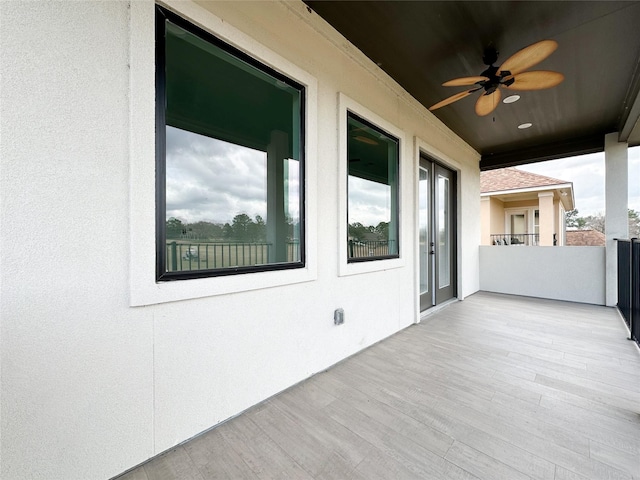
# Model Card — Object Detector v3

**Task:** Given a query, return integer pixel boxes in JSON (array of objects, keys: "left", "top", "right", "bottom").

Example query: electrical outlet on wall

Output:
[{"left": 334, "top": 308, "right": 344, "bottom": 325}]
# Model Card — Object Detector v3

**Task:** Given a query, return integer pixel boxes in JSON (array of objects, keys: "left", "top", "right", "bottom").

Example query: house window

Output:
[
  {"left": 347, "top": 112, "right": 399, "bottom": 262},
  {"left": 156, "top": 7, "right": 305, "bottom": 281}
]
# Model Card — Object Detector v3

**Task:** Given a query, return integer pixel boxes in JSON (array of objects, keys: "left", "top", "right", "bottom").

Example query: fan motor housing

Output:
[{"left": 479, "top": 65, "right": 514, "bottom": 94}]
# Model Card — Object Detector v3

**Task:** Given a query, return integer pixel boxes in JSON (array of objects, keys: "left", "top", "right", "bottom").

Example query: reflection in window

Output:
[
  {"left": 347, "top": 112, "right": 399, "bottom": 261},
  {"left": 156, "top": 7, "right": 304, "bottom": 280},
  {"left": 438, "top": 175, "right": 450, "bottom": 288},
  {"left": 419, "top": 167, "right": 429, "bottom": 295}
]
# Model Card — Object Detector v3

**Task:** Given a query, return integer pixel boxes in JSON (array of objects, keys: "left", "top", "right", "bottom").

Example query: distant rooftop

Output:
[
  {"left": 566, "top": 229, "right": 606, "bottom": 247},
  {"left": 481, "top": 167, "right": 570, "bottom": 194}
]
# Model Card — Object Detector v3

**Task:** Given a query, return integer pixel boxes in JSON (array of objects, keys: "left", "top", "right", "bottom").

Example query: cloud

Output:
[
  {"left": 517, "top": 146, "right": 640, "bottom": 216},
  {"left": 348, "top": 176, "right": 391, "bottom": 226},
  {"left": 165, "top": 127, "right": 301, "bottom": 224}
]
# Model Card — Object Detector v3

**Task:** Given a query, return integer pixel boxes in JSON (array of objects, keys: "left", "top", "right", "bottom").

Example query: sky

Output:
[
  {"left": 516, "top": 146, "right": 640, "bottom": 217},
  {"left": 348, "top": 176, "right": 391, "bottom": 227},
  {"left": 166, "top": 126, "right": 300, "bottom": 225},
  {"left": 167, "top": 125, "right": 390, "bottom": 228}
]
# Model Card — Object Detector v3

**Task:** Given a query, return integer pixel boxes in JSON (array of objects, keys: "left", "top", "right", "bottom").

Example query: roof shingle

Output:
[
  {"left": 481, "top": 167, "right": 570, "bottom": 193},
  {"left": 566, "top": 230, "right": 606, "bottom": 246}
]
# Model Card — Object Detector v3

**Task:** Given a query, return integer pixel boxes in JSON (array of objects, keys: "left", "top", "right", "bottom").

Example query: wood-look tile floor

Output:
[{"left": 118, "top": 292, "right": 640, "bottom": 480}]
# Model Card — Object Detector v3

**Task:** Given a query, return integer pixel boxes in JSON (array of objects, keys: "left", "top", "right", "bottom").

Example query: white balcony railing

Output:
[
  {"left": 479, "top": 245, "right": 605, "bottom": 305},
  {"left": 490, "top": 233, "right": 558, "bottom": 246}
]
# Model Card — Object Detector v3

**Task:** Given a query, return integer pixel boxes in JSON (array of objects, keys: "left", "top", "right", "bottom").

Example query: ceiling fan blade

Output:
[
  {"left": 429, "top": 89, "right": 477, "bottom": 111},
  {"left": 442, "top": 76, "right": 489, "bottom": 87},
  {"left": 503, "top": 71, "right": 565, "bottom": 91},
  {"left": 498, "top": 40, "right": 558, "bottom": 76},
  {"left": 475, "top": 89, "right": 501, "bottom": 116}
]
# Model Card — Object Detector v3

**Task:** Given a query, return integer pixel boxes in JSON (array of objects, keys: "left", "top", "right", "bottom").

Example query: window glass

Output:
[
  {"left": 347, "top": 112, "right": 399, "bottom": 261},
  {"left": 419, "top": 166, "right": 429, "bottom": 295},
  {"left": 438, "top": 175, "right": 450, "bottom": 288},
  {"left": 157, "top": 9, "right": 304, "bottom": 280}
]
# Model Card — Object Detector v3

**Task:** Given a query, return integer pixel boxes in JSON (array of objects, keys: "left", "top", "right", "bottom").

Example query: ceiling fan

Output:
[{"left": 429, "top": 39, "right": 564, "bottom": 116}]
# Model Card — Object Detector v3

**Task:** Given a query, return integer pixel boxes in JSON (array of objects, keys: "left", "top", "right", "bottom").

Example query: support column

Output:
[
  {"left": 267, "top": 130, "right": 289, "bottom": 263},
  {"left": 605, "top": 132, "right": 628, "bottom": 306},
  {"left": 480, "top": 197, "right": 491, "bottom": 245},
  {"left": 538, "top": 192, "right": 555, "bottom": 246}
]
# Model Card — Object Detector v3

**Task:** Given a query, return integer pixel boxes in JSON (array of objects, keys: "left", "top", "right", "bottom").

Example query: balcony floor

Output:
[{"left": 119, "top": 292, "right": 640, "bottom": 480}]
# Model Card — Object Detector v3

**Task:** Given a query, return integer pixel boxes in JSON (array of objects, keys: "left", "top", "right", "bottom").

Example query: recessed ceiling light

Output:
[
  {"left": 518, "top": 123, "right": 533, "bottom": 129},
  {"left": 503, "top": 95, "right": 520, "bottom": 104}
]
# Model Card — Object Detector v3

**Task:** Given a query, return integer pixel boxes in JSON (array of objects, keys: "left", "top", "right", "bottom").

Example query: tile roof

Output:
[
  {"left": 566, "top": 229, "right": 606, "bottom": 246},
  {"left": 481, "top": 167, "right": 570, "bottom": 193}
]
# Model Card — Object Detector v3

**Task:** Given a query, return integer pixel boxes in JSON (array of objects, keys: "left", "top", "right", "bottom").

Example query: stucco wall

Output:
[
  {"left": 479, "top": 246, "right": 606, "bottom": 305},
  {"left": 0, "top": 1, "right": 480, "bottom": 478},
  {"left": 490, "top": 197, "right": 506, "bottom": 235},
  {"left": 480, "top": 196, "right": 509, "bottom": 245},
  {"left": 499, "top": 199, "right": 538, "bottom": 209}
]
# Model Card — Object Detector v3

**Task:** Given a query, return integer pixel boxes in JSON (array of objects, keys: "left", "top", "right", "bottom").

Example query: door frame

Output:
[{"left": 418, "top": 154, "right": 457, "bottom": 311}]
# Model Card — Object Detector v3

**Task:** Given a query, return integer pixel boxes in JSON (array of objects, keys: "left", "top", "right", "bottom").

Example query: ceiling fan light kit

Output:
[{"left": 429, "top": 39, "right": 564, "bottom": 117}]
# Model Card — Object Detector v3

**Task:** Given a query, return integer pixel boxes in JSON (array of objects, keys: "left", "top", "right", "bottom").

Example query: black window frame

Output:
[
  {"left": 346, "top": 111, "right": 400, "bottom": 263},
  {"left": 155, "top": 5, "right": 306, "bottom": 281}
]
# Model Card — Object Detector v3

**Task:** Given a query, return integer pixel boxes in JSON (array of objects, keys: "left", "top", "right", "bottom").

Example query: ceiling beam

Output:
[
  {"left": 618, "top": 54, "right": 640, "bottom": 143},
  {"left": 480, "top": 134, "right": 605, "bottom": 171}
]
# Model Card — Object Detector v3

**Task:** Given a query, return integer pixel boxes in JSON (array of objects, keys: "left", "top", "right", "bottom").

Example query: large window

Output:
[
  {"left": 347, "top": 112, "right": 399, "bottom": 261},
  {"left": 156, "top": 7, "right": 304, "bottom": 281}
]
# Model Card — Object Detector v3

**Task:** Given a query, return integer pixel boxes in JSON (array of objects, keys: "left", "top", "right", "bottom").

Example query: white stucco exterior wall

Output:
[
  {"left": 0, "top": 1, "right": 480, "bottom": 479},
  {"left": 479, "top": 246, "right": 606, "bottom": 305}
]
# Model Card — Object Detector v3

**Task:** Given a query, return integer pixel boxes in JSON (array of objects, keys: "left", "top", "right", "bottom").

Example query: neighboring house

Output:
[
  {"left": 566, "top": 229, "right": 606, "bottom": 246},
  {"left": 480, "top": 167, "right": 575, "bottom": 246}
]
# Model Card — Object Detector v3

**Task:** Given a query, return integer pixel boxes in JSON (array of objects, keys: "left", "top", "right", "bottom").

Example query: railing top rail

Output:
[{"left": 490, "top": 233, "right": 539, "bottom": 237}]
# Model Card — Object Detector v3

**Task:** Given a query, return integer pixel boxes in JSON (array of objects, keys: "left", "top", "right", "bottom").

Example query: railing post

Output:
[
  {"left": 170, "top": 242, "right": 178, "bottom": 271},
  {"left": 631, "top": 238, "right": 639, "bottom": 345},
  {"left": 615, "top": 239, "right": 633, "bottom": 341}
]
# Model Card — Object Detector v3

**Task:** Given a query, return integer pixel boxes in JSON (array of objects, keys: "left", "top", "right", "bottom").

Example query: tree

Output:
[
  {"left": 629, "top": 209, "right": 640, "bottom": 238},
  {"left": 230, "top": 213, "right": 253, "bottom": 241},
  {"left": 583, "top": 213, "right": 605, "bottom": 234},
  {"left": 565, "top": 209, "right": 640, "bottom": 237},
  {"left": 166, "top": 217, "right": 185, "bottom": 238},
  {"left": 375, "top": 221, "right": 389, "bottom": 240},
  {"left": 222, "top": 222, "right": 234, "bottom": 239},
  {"left": 348, "top": 222, "right": 369, "bottom": 241},
  {"left": 565, "top": 209, "right": 586, "bottom": 229},
  {"left": 250, "top": 215, "right": 267, "bottom": 242}
]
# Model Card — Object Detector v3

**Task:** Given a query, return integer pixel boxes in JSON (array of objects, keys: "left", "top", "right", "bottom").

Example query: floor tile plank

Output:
[{"left": 115, "top": 292, "right": 639, "bottom": 480}]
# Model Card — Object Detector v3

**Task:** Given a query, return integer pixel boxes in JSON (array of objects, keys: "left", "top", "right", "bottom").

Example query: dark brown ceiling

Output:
[{"left": 304, "top": 1, "right": 640, "bottom": 169}]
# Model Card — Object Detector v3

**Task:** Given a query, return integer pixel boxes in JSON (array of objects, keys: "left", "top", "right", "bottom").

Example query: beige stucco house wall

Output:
[{"left": 480, "top": 168, "right": 574, "bottom": 246}]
